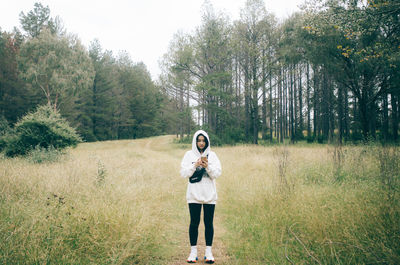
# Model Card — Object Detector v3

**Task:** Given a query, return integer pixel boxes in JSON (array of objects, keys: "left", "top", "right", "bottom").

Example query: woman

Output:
[{"left": 180, "top": 130, "right": 222, "bottom": 264}]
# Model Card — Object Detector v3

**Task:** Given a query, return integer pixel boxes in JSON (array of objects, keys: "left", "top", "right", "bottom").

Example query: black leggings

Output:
[{"left": 188, "top": 203, "right": 215, "bottom": 246}]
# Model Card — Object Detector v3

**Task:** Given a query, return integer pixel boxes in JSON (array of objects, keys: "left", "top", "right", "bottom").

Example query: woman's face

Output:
[{"left": 197, "top": 135, "right": 206, "bottom": 151}]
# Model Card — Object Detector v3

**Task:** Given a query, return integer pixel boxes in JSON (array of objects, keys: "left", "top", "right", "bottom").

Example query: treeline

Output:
[
  {"left": 161, "top": 0, "right": 400, "bottom": 144},
  {"left": 1, "top": 1, "right": 399, "bottom": 145},
  {"left": 0, "top": 3, "right": 176, "bottom": 142}
]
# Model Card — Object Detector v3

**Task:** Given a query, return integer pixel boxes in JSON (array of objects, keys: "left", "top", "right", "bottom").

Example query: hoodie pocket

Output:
[{"left": 187, "top": 180, "right": 217, "bottom": 203}]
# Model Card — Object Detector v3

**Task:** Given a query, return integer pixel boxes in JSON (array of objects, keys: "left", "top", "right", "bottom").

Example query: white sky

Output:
[{"left": 1, "top": 0, "right": 303, "bottom": 80}]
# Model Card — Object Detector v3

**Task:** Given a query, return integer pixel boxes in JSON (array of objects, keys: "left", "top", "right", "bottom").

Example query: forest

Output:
[
  {"left": 1, "top": 0, "right": 399, "bottom": 145},
  {"left": 0, "top": 1, "right": 399, "bottom": 264}
]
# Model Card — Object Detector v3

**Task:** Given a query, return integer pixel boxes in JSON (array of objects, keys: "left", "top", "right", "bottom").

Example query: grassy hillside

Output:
[{"left": 0, "top": 136, "right": 399, "bottom": 264}]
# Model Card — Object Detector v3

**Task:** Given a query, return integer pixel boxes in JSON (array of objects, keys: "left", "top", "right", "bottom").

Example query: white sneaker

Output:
[
  {"left": 204, "top": 248, "right": 215, "bottom": 264},
  {"left": 204, "top": 254, "right": 215, "bottom": 264},
  {"left": 187, "top": 249, "right": 198, "bottom": 263}
]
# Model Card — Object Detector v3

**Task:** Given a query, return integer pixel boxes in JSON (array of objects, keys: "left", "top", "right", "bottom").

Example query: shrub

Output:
[
  {"left": 306, "top": 136, "right": 315, "bottom": 143},
  {"left": 0, "top": 115, "right": 11, "bottom": 134},
  {"left": 351, "top": 131, "right": 363, "bottom": 143},
  {"left": 26, "top": 145, "right": 64, "bottom": 164},
  {"left": 223, "top": 127, "right": 246, "bottom": 145},
  {"left": 0, "top": 116, "right": 12, "bottom": 151},
  {"left": 4, "top": 105, "right": 82, "bottom": 157},
  {"left": 175, "top": 134, "right": 192, "bottom": 144},
  {"left": 294, "top": 130, "right": 305, "bottom": 141},
  {"left": 0, "top": 137, "right": 6, "bottom": 152},
  {"left": 205, "top": 130, "right": 223, "bottom": 146}
]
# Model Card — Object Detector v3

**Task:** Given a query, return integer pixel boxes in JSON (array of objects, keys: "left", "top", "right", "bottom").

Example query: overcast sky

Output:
[{"left": 2, "top": 0, "right": 303, "bottom": 79}]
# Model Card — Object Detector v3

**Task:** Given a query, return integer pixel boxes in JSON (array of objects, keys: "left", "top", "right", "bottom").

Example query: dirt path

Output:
[
  {"left": 143, "top": 136, "right": 232, "bottom": 265},
  {"left": 167, "top": 212, "right": 232, "bottom": 265}
]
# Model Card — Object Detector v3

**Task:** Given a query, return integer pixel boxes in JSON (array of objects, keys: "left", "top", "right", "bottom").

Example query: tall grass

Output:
[
  {"left": 1, "top": 137, "right": 399, "bottom": 264},
  {"left": 0, "top": 136, "right": 187, "bottom": 264},
  {"left": 218, "top": 144, "right": 400, "bottom": 264}
]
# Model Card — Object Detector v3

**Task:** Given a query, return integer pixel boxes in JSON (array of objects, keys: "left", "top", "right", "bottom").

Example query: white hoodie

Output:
[{"left": 180, "top": 130, "right": 222, "bottom": 204}]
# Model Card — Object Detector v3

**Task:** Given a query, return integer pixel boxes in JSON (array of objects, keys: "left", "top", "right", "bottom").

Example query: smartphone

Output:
[{"left": 201, "top": 156, "right": 208, "bottom": 162}]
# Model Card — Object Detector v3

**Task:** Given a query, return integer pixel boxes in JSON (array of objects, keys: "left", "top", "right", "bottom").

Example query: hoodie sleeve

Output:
[
  {"left": 180, "top": 151, "right": 196, "bottom": 178},
  {"left": 206, "top": 151, "right": 222, "bottom": 180}
]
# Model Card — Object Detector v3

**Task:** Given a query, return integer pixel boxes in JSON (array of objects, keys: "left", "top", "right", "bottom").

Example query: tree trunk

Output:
[
  {"left": 202, "top": 87, "right": 206, "bottom": 127},
  {"left": 344, "top": 86, "right": 349, "bottom": 141},
  {"left": 359, "top": 95, "right": 370, "bottom": 140},
  {"left": 92, "top": 76, "right": 97, "bottom": 137},
  {"left": 313, "top": 67, "right": 318, "bottom": 139},
  {"left": 235, "top": 58, "right": 241, "bottom": 128},
  {"left": 392, "top": 93, "right": 398, "bottom": 142},
  {"left": 252, "top": 64, "right": 259, "bottom": 145},
  {"left": 353, "top": 95, "right": 358, "bottom": 136},
  {"left": 294, "top": 65, "right": 298, "bottom": 142},
  {"left": 322, "top": 70, "right": 329, "bottom": 141},
  {"left": 186, "top": 81, "right": 190, "bottom": 137},
  {"left": 368, "top": 87, "right": 376, "bottom": 140},
  {"left": 306, "top": 63, "right": 311, "bottom": 138},
  {"left": 329, "top": 79, "right": 334, "bottom": 143},
  {"left": 290, "top": 65, "right": 295, "bottom": 143},
  {"left": 383, "top": 93, "right": 388, "bottom": 142},
  {"left": 299, "top": 64, "right": 303, "bottom": 139},
  {"left": 338, "top": 83, "right": 344, "bottom": 144},
  {"left": 179, "top": 83, "right": 184, "bottom": 139},
  {"left": 359, "top": 71, "right": 373, "bottom": 141},
  {"left": 284, "top": 69, "right": 288, "bottom": 139},
  {"left": 269, "top": 70, "right": 273, "bottom": 143},
  {"left": 175, "top": 90, "right": 179, "bottom": 138},
  {"left": 279, "top": 68, "right": 283, "bottom": 143},
  {"left": 262, "top": 50, "right": 267, "bottom": 140},
  {"left": 244, "top": 70, "right": 250, "bottom": 141}
]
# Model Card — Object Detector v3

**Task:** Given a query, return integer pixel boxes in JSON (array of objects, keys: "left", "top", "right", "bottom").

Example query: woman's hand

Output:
[
  {"left": 195, "top": 158, "right": 202, "bottom": 167},
  {"left": 195, "top": 158, "right": 208, "bottom": 168}
]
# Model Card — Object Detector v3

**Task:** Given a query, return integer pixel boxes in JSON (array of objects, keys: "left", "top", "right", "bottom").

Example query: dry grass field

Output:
[{"left": 0, "top": 135, "right": 399, "bottom": 264}]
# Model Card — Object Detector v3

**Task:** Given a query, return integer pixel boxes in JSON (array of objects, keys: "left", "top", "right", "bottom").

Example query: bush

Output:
[
  {"left": 174, "top": 134, "right": 192, "bottom": 144},
  {"left": 26, "top": 145, "right": 65, "bottom": 164},
  {"left": 223, "top": 127, "right": 246, "bottom": 144},
  {"left": 351, "top": 131, "right": 363, "bottom": 143},
  {"left": 306, "top": 136, "right": 315, "bottom": 143},
  {"left": 0, "top": 115, "right": 11, "bottom": 134},
  {"left": 0, "top": 137, "right": 6, "bottom": 152},
  {"left": 294, "top": 130, "right": 305, "bottom": 141},
  {"left": 4, "top": 105, "right": 82, "bottom": 157},
  {"left": 0, "top": 116, "right": 12, "bottom": 152},
  {"left": 205, "top": 130, "right": 223, "bottom": 146}
]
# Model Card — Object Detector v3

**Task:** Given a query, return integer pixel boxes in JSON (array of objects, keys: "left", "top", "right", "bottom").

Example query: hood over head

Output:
[{"left": 192, "top": 130, "right": 210, "bottom": 157}]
